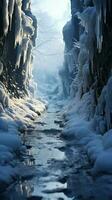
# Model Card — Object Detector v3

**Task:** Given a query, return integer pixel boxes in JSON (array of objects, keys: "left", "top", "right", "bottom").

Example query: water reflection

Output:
[{"left": 0, "top": 108, "right": 73, "bottom": 200}]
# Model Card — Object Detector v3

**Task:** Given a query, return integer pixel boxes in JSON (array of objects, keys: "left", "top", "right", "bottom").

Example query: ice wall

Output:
[
  {"left": 0, "top": 0, "right": 37, "bottom": 101},
  {"left": 62, "top": 0, "right": 112, "bottom": 132}
]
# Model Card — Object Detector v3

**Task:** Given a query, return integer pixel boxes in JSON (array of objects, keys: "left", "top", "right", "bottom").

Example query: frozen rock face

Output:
[
  {"left": 61, "top": 0, "right": 112, "bottom": 132},
  {"left": 59, "top": 1, "right": 81, "bottom": 98},
  {"left": 0, "top": 0, "right": 37, "bottom": 99}
]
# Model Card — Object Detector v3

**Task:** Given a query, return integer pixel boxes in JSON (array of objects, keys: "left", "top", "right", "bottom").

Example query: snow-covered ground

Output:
[
  {"left": 0, "top": 96, "right": 45, "bottom": 191},
  {"left": 62, "top": 95, "right": 112, "bottom": 176}
]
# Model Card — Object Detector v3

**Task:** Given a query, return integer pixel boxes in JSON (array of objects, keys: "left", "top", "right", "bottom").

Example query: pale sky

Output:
[
  {"left": 32, "top": 0, "right": 70, "bottom": 21},
  {"left": 31, "top": 0, "right": 71, "bottom": 79}
]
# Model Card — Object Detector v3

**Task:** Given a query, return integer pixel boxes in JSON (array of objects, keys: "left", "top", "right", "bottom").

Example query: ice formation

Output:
[
  {"left": 61, "top": 0, "right": 112, "bottom": 177},
  {"left": 0, "top": 0, "right": 37, "bottom": 96},
  {"left": 3, "top": 0, "right": 9, "bottom": 36},
  {"left": 0, "top": 0, "right": 112, "bottom": 191},
  {"left": 0, "top": 0, "right": 46, "bottom": 189},
  {"left": 8, "top": 0, "right": 15, "bottom": 30}
]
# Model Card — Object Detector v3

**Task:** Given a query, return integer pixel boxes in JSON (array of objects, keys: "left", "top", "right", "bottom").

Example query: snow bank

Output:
[
  {"left": 0, "top": 0, "right": 44, "bottom": 191},
  {"left": 0, "top": 95, "right": 45, "bottom": 190},
  {"left": 62, "top": 98, "right": 112, "bottom": 176}
]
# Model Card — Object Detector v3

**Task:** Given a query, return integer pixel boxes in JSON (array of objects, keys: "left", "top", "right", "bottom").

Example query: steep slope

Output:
[
  {"left": 0, "top": 0, "right": 37, "bottom": 98},
  {"left": 61, "top": 0, "right": 112, "bottom": 175},
  {"left": 62, "top": 0, "right": 112, "bottom": 132},
  {"left": 0, "top": 0, "right": 45, "bottom": 189}
]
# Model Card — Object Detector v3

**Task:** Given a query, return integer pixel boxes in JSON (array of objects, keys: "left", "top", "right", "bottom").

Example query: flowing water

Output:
[
  {"left": 1, "top": 104, "right": 112, "bottom": 200},
  {"left": 0, "top": 104, "right": 82, "bottom": 200}
]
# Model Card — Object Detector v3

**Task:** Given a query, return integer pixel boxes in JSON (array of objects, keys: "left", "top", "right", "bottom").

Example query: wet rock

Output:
[
  {"left": 26, "top": 145, "right": 32, "bottom": 149},
  {"left": 36, "top": 122, "right": 46, "bottom": 126},
  {"left": 27, "top": 196, "right": 43, "bottom": 200},
  {"left": 43, "top": 187, "right": 67, "bottom": 194},
  {"left": 58, "top": 176, "right": 68, "bottom": 183},
  {"left": 57, "top": 146, "right": 66, "bottom": 152},
  {"left": 41, "top": 128, "right": 62, "bottom": 134},
  {"left": 59, "top": 123, "right": 64, "bottom": 128},
  {"left": 25, "top": 114, "right": 35, "bottom": 121},
  {"left": 54, "top": 120, "right": 63, "bottom": 124},
  {"left": 36, "top": 111, "right": 41, "bottom": 116}
]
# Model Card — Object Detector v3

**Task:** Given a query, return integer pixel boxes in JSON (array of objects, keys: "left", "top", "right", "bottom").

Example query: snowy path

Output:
[{"left": 1, "top": 104, "right": 112, "bottom": 200}]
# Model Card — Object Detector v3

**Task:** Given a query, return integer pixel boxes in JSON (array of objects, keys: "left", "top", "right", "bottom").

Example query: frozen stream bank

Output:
[{"left": 1, "top": 104, "right": 112, "bottom": 200}]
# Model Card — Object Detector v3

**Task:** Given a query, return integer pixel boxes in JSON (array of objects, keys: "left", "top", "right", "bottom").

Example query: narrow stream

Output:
[{"left": 1, "top": 104, "right": 111, "bottom": 200}]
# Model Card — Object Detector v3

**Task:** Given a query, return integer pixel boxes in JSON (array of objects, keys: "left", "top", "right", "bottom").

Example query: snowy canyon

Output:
[{"left": 0, "top": 0, "right": 112, "bottom": 200}]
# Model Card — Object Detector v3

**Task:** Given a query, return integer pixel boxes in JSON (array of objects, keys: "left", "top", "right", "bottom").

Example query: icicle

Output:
[
  {"left": 22, "top": 38, "right": 29, "bottom": 64},
  {"left": 15, "top": 44, "right": 22, "bottom": 67},
  {"left": 0, "top": 61, "right": 3, "bottom": 75},
  {"left": 23, "top": 42, "right": 32, "bottom": 84},
  {"left": 14, "top": 0, "right": 22, "bottom": 47},
  {"left": 3, "top": 0, "right": 9, "bottom": 35},
  {"left": 94, "top": 0, "right": 108, "bottom": 52},
  {"left": 102, "top": 0, "right": 107, "bottom": 24},
  {"left": 0, "top": 87, "right": 7, "bottom": 108},
  {"left": 108, "top": 0, "right": 111, "bottom": 13},
  {"left": 8, "top": 0, "right": 15, "bottom": 30},
  {"left": 94, "top": 0, "right": 107, "bottom": 24}
]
